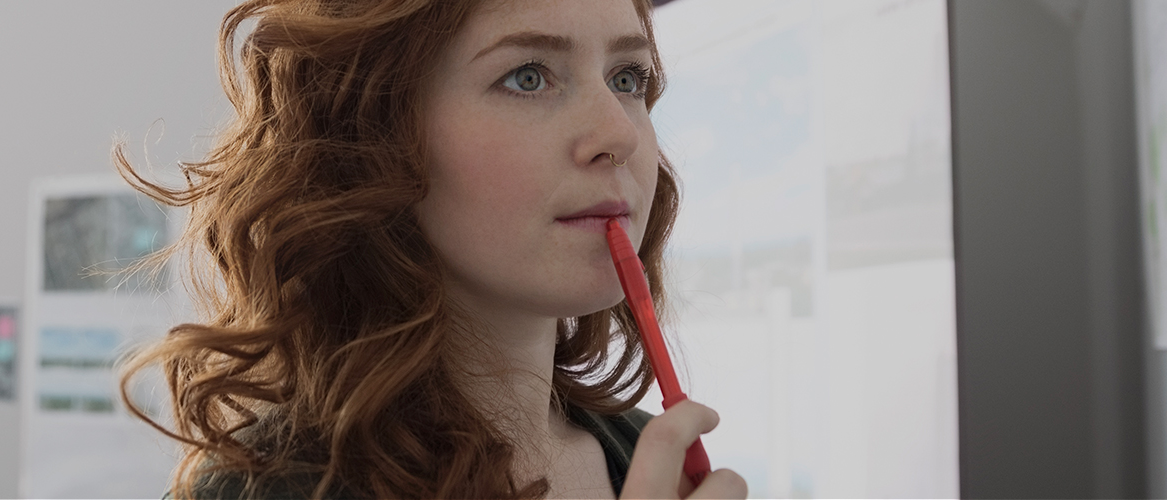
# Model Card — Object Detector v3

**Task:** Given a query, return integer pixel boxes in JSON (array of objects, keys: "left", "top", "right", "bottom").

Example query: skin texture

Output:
[
  {"left": 419, "top": 0, "right": 746, "bottom": 498},
  {"left": 419, "top": 0, "right": 657, "bottom": 323}
]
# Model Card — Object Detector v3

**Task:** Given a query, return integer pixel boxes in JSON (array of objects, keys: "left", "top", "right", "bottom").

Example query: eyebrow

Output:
[{"left": 471, "top": 31, "right": 651, "bottom": 62}]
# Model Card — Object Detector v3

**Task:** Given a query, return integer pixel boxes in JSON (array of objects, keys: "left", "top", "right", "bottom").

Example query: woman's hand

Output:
[{"left": 621, "top": 400, "right": 748, "bottom": 499}]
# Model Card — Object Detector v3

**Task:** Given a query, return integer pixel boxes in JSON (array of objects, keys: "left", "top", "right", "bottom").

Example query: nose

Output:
[{"left": 570, "top": 81, "right": 640, "bottom": 168}]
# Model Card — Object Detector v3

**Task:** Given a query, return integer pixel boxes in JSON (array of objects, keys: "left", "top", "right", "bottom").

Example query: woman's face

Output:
[{"left": 418, "top": 0, "right": 659, "bottom": 321}]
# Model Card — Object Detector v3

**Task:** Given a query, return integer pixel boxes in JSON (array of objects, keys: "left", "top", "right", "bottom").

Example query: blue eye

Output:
[
  {"left": 499, "top": 61, "right": 649, "bottom": 99},
  {"left": 610, "top": 70, "right": 638, "bottom": 93},
  {"left": 609, "top": 63, "right": 651, "bottom": 98},
  {"left": 504, "top": 65, "right": 546, "bottom": 92}
]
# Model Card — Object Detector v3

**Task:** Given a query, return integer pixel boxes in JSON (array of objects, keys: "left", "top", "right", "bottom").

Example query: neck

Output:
[{"left": 446, "top": 292, "right": 572, "bottom": 468}]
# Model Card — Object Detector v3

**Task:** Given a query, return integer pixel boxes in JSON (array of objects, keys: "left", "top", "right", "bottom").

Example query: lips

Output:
[
  {"left": 556, "top": 200, "right": 630, "bottom": 220},
  {"left": 555, "top": 200, "right": 631, "bottom": 233}
]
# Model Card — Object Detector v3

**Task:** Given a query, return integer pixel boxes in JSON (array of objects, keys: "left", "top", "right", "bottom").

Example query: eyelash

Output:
[{"left": 500, "top": 59, "right": 652, "bottom": 100}]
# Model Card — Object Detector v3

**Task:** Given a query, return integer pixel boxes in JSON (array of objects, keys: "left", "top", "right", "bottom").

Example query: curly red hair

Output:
[{"left": 116, "top": 0, "right": 679, "bottom": 497}]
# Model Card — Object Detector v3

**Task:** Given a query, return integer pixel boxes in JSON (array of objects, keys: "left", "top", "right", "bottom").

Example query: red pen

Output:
[{"left": 605, "top": 218, "right": 711, "bottom": 486}]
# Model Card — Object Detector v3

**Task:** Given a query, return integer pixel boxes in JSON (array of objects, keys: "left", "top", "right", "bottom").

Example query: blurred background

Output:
[{"left": 0, "top": 0, "right": 1162, "bottom": 498}]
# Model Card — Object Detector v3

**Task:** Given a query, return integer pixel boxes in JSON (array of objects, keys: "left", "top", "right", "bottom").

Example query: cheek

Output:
[
  {"left": 419, "top": 105, "right": 552, "bottom": 258},
  {"left": 634, "top": 119, "right": 660, "bottom": 228},
  {"left": 435, "top": 128, "right": 539, "bottom": 209}
]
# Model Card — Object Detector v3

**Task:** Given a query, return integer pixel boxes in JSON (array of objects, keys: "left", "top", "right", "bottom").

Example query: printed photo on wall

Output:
[
  {"left": 42, "top": 194, "right": 169, "bottom": 293},
  {"left": 0, "top": 306, "right": 16, "bottom": 401}
]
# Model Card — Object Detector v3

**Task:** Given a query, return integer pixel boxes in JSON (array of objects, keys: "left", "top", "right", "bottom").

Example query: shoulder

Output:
[
  {"left": 569, "top": 404, "right": 654, "bottom": 458},
  {"left": 566, "top": 404, "right": 655, "bottom": 497},
  {"left": 617, "top": 406, "right": 654, "bottom": 431},
  {"left": 602, "top": 406, "right": 653, "bottom": 446}
]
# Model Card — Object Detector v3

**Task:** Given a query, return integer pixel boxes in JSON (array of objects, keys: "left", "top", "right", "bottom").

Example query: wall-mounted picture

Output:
[
  {"left": 0, "top": 306, "right": 16, "bottom": 401},
  {"left": 43, "top": 194, "right": 169, "bottom": 293}
]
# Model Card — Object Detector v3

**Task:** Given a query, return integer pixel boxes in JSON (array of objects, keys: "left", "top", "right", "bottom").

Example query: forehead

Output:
[{"left": 456, "top": 0, "right": 646, "bottom": 55}]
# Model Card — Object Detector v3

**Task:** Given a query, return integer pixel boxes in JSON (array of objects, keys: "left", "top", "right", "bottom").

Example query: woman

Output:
[{"left": 118, "top": 0, "right": 747, "bottom": 498}]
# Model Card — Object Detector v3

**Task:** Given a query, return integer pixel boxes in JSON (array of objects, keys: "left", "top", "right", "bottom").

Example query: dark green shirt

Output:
[
  {"left": 177, "top": 406, "right": 652, "bottom": 499},
  {"left": 564, "top": 404, "right": 652, "bottom": 496}
]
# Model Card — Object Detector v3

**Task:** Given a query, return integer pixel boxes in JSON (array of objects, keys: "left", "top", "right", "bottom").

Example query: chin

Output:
[{"left": 540, "top": 285, "right": 627, "bottom": 319}]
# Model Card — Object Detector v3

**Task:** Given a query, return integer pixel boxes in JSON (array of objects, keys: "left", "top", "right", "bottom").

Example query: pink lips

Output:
[{"left": 556, "top": 200, "right": 631, "bottom": 233}]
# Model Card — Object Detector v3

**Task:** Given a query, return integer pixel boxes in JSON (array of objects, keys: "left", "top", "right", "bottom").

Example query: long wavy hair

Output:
[{"left": 116, "top": 0, "right": 678, "bottom": 498}]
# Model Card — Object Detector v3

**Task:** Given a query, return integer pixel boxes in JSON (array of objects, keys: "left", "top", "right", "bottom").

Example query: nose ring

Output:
[{"left": 609, "top": 153, "right": 627, "bottom": 167}]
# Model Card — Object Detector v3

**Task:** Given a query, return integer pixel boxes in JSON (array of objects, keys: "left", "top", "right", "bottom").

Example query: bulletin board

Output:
[{"left": 20, "top": 175, "right": 187, "bottom": 498}]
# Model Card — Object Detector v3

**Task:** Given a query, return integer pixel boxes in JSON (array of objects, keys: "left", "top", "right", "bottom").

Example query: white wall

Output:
[
  {"left": 0, "top": 2, "right": 234, "bottom": 496},
  {"left": 643, "top": 1, "right": 959, "bottom": 497}
]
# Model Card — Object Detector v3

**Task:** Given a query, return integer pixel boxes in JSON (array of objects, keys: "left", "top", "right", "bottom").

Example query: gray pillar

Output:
[{"left": 950, "top": 1, "right": 1145, "bottom": 498}]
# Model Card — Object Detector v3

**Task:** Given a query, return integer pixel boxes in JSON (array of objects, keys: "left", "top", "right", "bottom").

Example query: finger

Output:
[
  {"left": 622, "top": 401, "right": 719, "bottom": 499},
  {"left": 687, "top": 469, "right": 748, "bottom": 500},
  {"left": 676, "top": 473, "right": 695, "bottom": 498}
]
